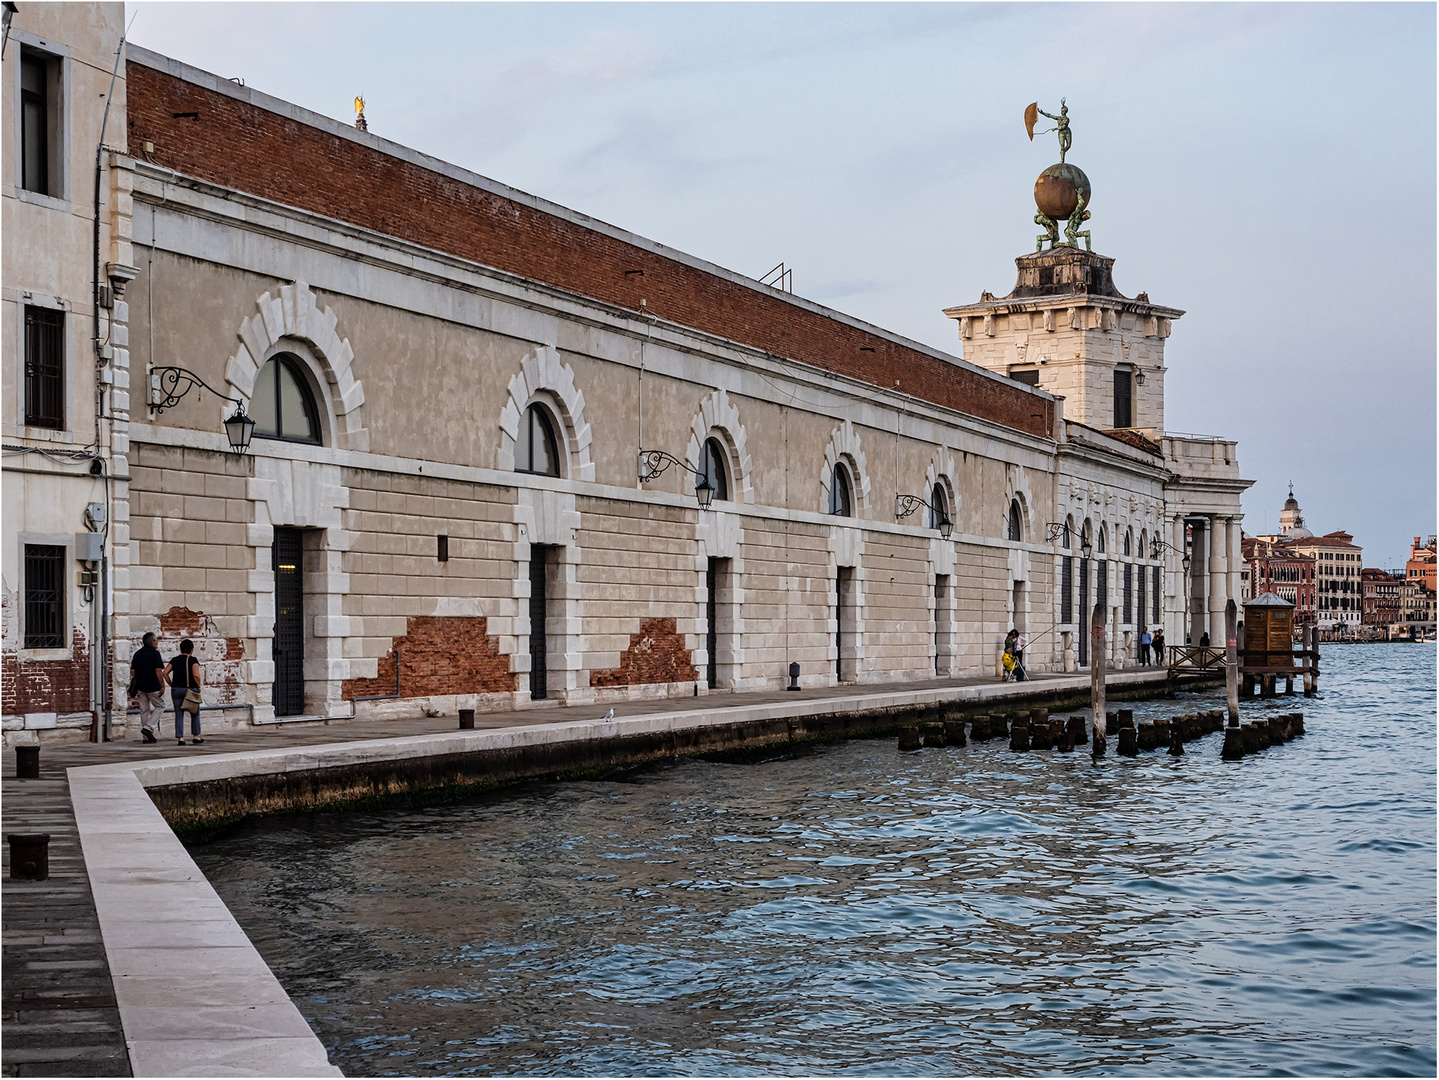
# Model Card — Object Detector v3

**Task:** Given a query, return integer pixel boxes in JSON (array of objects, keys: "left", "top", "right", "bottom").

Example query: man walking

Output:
[
  {"left": 1152, "top": 628, "right": 1166, "bottom": 667},
  {"left": 128, "top": 632, "right": 167, "bottom": 744},
  {"left": 1139, "top": 628, "right": 1152, "bottom": 666}
]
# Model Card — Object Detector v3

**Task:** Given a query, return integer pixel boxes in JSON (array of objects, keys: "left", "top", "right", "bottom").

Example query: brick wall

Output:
[
  {"left": 126, "top": 61, "right": 1051, "bottom": 440},
  {"left": 591, "top": 617, "right": 697, "bottom": 688},
  {"left": 3, "top": 626, "right": 91, "bottom": 716},
  {"left": 342, "top": 615, "right": 514, "bottom": 699}
]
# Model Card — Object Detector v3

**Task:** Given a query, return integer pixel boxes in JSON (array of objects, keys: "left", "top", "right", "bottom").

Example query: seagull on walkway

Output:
[{"left": 601, "top": 708, "right": 615, "bottom": 719}]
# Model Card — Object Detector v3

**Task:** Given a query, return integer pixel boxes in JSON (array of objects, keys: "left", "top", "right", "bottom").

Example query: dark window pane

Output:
[
  {"left": 929, "top": 483, "right": 946, "bottom": 529},
  {"left": 24, "top": 307, "right": 64, "bottom": 428},
  {"left": 1008, "top": 500, "right": 1022, "bottom": 541},
  {"left": 1011, "top": 369, "right": 1039, "bottom": 386},
  {"left": 831, "top": 465, "right": 852, "bottom": 517},
  {"left": 278, "top": 362, "right": 317, "bottom": 440},
  {"left": 520, "top": 405, "right": 560, "bottom": 477},
  {"left": 702, "top": 438, "right": 728, "bottom": 501},
  {"left": 24, "top": 545, "right": 65, "bottom": 648},
  {"left": 253, "top": 357, "right": 320, "bottom": 444},
  {"left": 1114, "top": 368, "right": 1133, "bottom": 428},
  {"left": 21, "top": 51, "right": 49, "bottom": 195}
]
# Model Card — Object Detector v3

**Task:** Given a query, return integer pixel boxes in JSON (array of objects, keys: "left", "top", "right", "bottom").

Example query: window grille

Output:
[
  {"left": 24, "top": 307, "right": 64, "bottom": 429},
  {"left": 1061, "top": 556, "right": 1073, "bottom": 624},
  {"left": 1123, "top": 563, "right": 1133, "bottom": 623},
  {"left": 24, "top": 545, "right": 65, "bottom": 648}
]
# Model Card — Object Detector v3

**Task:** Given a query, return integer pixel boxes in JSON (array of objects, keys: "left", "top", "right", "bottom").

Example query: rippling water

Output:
[{"left": 193, "top": 644, "right": 1436, "bottom": 1076}]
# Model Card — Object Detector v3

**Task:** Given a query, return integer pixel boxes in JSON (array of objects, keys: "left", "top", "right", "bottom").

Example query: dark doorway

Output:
[
  {"left": 273, "top": 527, "right": 305, "bottom": 716},
  {"left": 529, "top": 549, "right": 548, "bottom": 700},
  {"left": 705, "top": 558, "right": 720, "bottom": 689},
  {"left": 836, "top": 566, "right": 856, "bottom": 682}
]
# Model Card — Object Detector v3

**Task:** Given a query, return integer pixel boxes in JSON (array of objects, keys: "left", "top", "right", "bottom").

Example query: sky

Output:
[{"left": 128, "top": 1, "right": 1437, "bottom": 569}]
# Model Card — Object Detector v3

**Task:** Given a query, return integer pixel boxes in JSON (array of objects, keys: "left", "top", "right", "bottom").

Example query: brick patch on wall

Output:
[
  {"left": 341, "top": 615, "right": 515, "bottom": 699},
  {"left": 591, "top": 617, "right": 698, "bottom": 688},
  {"left": 2, "top": 625, "right": 91, "bottom": 716},
  {"left": 125, "top": 61, "right": 1051, "bottom": 440},
  {"left": 130, "top": 607, "right": 247, "bottom": 704}
]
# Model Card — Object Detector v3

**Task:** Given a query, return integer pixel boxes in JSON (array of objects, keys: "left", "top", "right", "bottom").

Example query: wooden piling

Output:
[
  {"left": 1009, "top": 720, "right": 1030, "bottom": 752},
  {"left": 898, "top": 726, "right": 921, "bottom": 751},
  {"left": 944, "top": 718, "right": 967, "bottom": 747},
  {"left": 1091, "top": 602, "right": 1107, "bottom": 759},
  {"left": 922, "top": 722, "right": 945, "bottom": 748},
  {"left": 1225, "top": 599, "right": 1240, "bottom": 725},
  {"left": 1118, "top": 727, "right": 1138, "bottom": 757},
  {"left": 1221, "top": 727, "right": 1245, "bottom": 760}
]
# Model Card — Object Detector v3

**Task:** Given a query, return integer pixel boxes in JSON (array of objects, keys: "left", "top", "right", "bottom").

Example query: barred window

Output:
[
  {"left": 1097, "top": 560, "right": 1108, "bottom": 610},
  {"left": 24, "top": 307, "right": 64, "bottom": 429},
  {"left": 24, "top": 545, "right": 65, "bottom": 648},
  {"left": 1153, "top": 565, "right": 1162, "bottom": 622},
  {"left": 1137, "top": 560, "right": 1147, "bottom": 628},
  {"left": 1061, "top": 556, "right": 1073, "bottom": 624},
  {"left": 1123, "top": 563, "right": 1133, "bottom": 623}
]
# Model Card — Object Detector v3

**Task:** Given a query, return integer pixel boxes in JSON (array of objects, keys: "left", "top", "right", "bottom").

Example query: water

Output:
[{"left": 193, "top": 644, "right": 1437, "bottom": 1076}]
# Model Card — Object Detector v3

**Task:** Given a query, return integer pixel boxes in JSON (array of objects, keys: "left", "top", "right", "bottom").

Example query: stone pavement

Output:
[{"left": 2, "top": 667, "right": 1166, "bottom": 1077}]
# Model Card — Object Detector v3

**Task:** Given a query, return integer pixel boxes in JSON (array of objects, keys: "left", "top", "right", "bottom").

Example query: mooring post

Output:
[
  {"left": 1225, "top": 599, "right": 1240, "bottom": 726},
  {"left": 1303, "top": 626, "right": 1316, "bottom": 697},
  {"left": 1091, "top": 602, "right": 1106, "bottom": 759},
  {"left": 1311, "top": 630, "right": 1320, "bottom": 694}
]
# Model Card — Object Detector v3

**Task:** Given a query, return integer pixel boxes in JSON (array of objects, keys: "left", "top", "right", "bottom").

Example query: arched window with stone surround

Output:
[
  {"left": 830, "top": 462, "right": 854, "bottom": 517},
  {"left": 700, "top": 437, "right": 729, "bottom": 502},
  {"left": 516, "top": 403, "right": 561, "bottom": 477},
  {"left": 251, "top": 354, "right": 321, "bottom": 444},
  {"left": 1008, "top": 498, "right": 1023, "bottom": 542}
]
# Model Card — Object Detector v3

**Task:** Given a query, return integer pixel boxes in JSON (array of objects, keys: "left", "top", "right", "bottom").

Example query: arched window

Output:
[
  {"left": 928, "top": 483, "right": 949, "bottom": 531},
  {"left": 1007, "top": 499, "right": 1023, "bottom": 542},
  {"left": 1124, "top": 529, "right": 1132, "bottom": 556},
  {"left": 1063, "top": 517, "right": 1074, "bottom": 548},
  {"left": 251, "top": 355, "right": 320, "bottom": 444},
  {"left": 700, "top": 437, "right": 729, "bottom": 502},
  {"left": 1097, "top": 527, "right": 1107, "bottom": 554},
  {"left": 830, "top": 462, "right": 853, "bottom": 517},
  {"left": 516, "top": 403, "right": 560, "bottom": 476}
]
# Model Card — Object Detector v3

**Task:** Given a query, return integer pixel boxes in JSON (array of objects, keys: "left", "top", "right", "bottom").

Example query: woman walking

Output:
[{"left": 167, "top": 638, "right": 204, "bottom": 745}]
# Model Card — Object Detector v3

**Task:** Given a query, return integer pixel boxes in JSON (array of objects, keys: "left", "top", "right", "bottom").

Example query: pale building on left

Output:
[{"left": 3, "top": 3, "right": 136, "bottom": 745}]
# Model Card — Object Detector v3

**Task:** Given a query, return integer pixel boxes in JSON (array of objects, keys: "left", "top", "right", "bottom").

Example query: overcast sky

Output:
[{"left": 129, "top": 1, "right": 1436, "bottom": 568}]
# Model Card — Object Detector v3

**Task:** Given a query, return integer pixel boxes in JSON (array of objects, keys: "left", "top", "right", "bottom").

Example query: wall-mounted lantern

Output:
[
  {"left": 152, "top": 366, "right": 255, "bottom": 453},
  {"left": 895, "top": 494, "right": 952, "bottom": 540},
  {"left": 638, "top": 449, "right": 715, "bottom": 509}
]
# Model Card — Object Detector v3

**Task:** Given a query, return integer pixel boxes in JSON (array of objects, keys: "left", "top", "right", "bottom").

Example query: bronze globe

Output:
[{"left": 1034, "top": 162, "right": 1091, "bottom": 220}]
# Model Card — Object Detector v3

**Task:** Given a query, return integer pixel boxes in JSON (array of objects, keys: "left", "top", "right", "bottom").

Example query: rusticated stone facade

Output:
[{"left": 3, "top": 9, "right": 1249, "bottom": 745}]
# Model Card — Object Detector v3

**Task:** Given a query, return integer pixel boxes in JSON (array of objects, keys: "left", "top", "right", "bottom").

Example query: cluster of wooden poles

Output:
[
  {"left": 1221, "top": 712, "right": 1306, "bottom": 760},
  {"left": 896, "top": 705, "right": 1304, "bottom": 761}
]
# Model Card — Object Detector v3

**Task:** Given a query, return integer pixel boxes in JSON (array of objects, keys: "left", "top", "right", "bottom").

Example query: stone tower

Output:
[
  {"left": 1279, "top": 485, "right": 1312, "bottom": 538},
  {"left": 942, "top": 247, "right": 1181, "bottom": 435}
]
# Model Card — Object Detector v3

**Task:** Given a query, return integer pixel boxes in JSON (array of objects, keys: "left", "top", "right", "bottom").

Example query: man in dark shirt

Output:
[{"left": 129, "top": 632, "right": 167, "bottom": 744}]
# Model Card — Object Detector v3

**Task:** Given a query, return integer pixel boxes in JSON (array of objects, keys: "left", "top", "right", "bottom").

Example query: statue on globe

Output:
[{"left": 1025, "top": 98, "right": 1091, "bottom": 251}]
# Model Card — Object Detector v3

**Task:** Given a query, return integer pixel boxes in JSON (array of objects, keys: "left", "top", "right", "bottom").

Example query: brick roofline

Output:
[{"left": 124, "top": 45, "right": 1053, "bottom": 440}]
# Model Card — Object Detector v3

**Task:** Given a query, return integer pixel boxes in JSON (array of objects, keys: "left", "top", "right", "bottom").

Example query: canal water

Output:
[{"left": 193, "top": 644, "right": 1436, "bottom": 1076}]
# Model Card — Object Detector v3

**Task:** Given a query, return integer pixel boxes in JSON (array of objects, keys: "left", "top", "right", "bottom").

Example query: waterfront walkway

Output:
[{"left": 2, "top": 666, "right": 1166, "bottom": 1077}]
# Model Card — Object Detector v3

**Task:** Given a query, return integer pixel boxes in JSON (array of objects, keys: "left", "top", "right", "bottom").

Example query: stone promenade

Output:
[{"left": 3, "top": 667, "right": 1166, "bottom": 1077}]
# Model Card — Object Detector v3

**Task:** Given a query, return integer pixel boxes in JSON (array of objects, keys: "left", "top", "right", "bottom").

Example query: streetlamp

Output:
[
  {"left": 895, "top": 493, "right": 953, "bottom": 540},
  {"left": 638, "top": 449, "right": 717, "bottom": 509},
  {"left": 152, "top": 366, "right": 256, "bottom": 453}
]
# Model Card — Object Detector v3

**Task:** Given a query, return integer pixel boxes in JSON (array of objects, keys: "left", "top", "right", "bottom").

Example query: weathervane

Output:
[{"left": 1025, "top": 98, "right": 1091, "bottom": 252}]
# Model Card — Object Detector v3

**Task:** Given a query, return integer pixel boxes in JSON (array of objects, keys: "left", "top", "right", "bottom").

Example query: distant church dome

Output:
[{"left": 1279, "top": 485, "right": 1312, "bottom": 538}]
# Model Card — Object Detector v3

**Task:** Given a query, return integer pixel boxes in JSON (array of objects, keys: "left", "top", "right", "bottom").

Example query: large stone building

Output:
[
  {"left": 2, "top": 3, "right": 1251, "bottom": 746},
  {"left": 1250, "top": 488, "right": 1363, "bottom": 633}
]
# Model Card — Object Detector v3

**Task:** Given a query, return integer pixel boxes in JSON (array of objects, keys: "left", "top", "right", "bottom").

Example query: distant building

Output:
[
  {"left": 1242, "top": 535, "right": 1316, "bottom": 626},
  {"left": 1406, "top": 536, "right": 1436, "bottom": 592},
  {"left": 1252, "top": 489, "right": 1361, "bottom": 632},
  {"left": 1361, "top": 568, "right": 1405, "bottom": 627}
]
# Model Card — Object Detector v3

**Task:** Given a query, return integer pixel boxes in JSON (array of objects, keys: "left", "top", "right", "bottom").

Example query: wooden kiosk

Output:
[{"left": 1240, "top": 593, "right": 1316, "bottom": 697}]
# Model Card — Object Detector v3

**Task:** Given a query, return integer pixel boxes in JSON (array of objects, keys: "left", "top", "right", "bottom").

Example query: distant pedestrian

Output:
[
  {"left": 1199, "top": 631, "right": 1211, "bottom": 648},
  {"left": 1152, "top": 629, "right": 1165, "bottom": 666},
  {"left": 128, "top": 632, "right": 167, "bottom": 744},
  {"left": 1139, "top": 629, "right": 1152, "bottom": 666},
  {"left": 1016, "top": 632, "right": 1028, "bottom": 666},
  {"left": 166, "top": 639, "right": 204, "bottom": 746}
]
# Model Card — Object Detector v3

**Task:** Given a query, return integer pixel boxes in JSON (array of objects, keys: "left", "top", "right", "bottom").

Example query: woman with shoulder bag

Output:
[{"left": 167, "top": 638, "right": 204, "bottom": 746}]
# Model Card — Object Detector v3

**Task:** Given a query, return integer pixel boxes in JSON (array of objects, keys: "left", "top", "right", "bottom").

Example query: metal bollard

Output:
[
  {"left": 14, "top": 746, "right": 39, "bottom": 780},
  {"left": 787, "top": 662, "right": 802, "bottom": 691},
  {"left": 8, "top": 834, "right": 50, "bottom": 880},
  {"left": 458, "top": 709, "right": 475, "bottom": 730}
]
